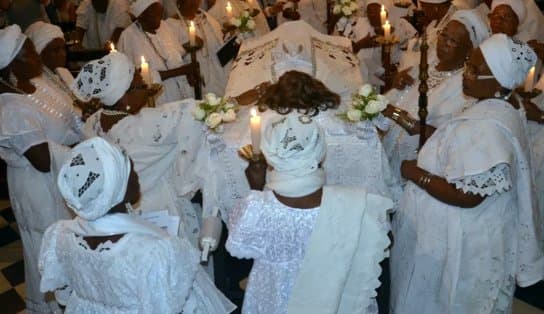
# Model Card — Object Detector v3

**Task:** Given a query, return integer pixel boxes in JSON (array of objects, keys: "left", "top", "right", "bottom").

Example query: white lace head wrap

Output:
[
  {"left": 261, "top": 113, "right": 326, "bottom": 197},
  {"left": 480, "top": 34, "right": 536, "bottom": 90},
  {"left": 130, "top": 0, "right": 159, "bottom": 17},
  {"left": 450, "top": 9, "right": 491, "bottom": 47},
  {"left": 0, "top": 25, "right": 26, "bottom": 70},
  {"left": 58, "top": 137, "right": 131, "bottom": 221},
  {"left": 491, "top": 0, "right": 526, "bottom": 22},
  {"left": 71, "top": 52, "right": 135, "bottom": 107},
  {"left": 25, "top": 21, "right": 64, "bottom": 54}
]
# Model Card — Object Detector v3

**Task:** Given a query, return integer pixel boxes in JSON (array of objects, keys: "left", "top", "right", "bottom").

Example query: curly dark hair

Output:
[{"left": 257, "top": 71, "right": 341, "bottom": 116}]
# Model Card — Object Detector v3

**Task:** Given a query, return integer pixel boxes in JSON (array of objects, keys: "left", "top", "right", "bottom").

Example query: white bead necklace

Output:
[{"left": 427, "top": 62, "right": 462, "bottom": 90}]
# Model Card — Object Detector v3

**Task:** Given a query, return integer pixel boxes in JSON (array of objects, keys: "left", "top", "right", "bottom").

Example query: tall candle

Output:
[
  {"left": 140, "top": 56, "right": 151, "bottom": 85},
  {"left": 226, "top": 1, "right": 233, "bottom": 18},
  {"left": 524, "top": 66, "right": 536, "bottom": 92},
  {"left": 383, "top": 20, "right": 391, "bottom": 40},
  {"left": 380, "top": 5, "right": 387, "bottom": 25},
  {"left": 189, "top": 21, "right": 196, "bottom": 46},
  {"left": 250, "top": 108, "right": 261, "bottom": 155},
  {"left": 110, "top": 43, "right": 116, "bottom": 52}
]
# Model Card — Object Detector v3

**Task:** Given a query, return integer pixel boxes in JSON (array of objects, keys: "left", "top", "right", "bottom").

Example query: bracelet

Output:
[
  {"left": 392, "top": 111, "right": 401, "bottom": 121},
  {"left": 399, "top": 115, "right": 415, "bottom": 130},
  {"left": 417, "top": 173, "right": 433, "bottom": 188}
]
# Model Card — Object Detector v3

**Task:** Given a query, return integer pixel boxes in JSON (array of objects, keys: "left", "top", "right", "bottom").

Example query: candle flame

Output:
[
  {"left": 251, "top": 108, "right": 257, "bottom": 117},
  {"left": 381, "top": 5, "right": 385, "bottom": 11},
  {"left": 141, "top": 56, "right": 146, "bottom": 64},
  {"left": 190, "top": 20, "right": 195, "bottom": 28},
  {"left": 226, "top": 1, "right": 232, "bottom": 9},
  {"left": 110, "top": 43, "right": 116, "bottom": 52},
  {"left": 385, "top": 20, "right": 390, "bottom": 25}
]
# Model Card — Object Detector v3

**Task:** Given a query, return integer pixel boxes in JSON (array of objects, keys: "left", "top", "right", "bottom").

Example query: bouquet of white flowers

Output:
[
  {"left": 230, "top": 10, "right": 256, "bottom": 33},
  {"left": 192, "top": 93, "right": 239, "bottom": 131},
  {"left": 333, "top": 0, "right": 359, "bottom": 17},
  {"left": 338, "top": 84, "right": 388, "bottom": 122}
]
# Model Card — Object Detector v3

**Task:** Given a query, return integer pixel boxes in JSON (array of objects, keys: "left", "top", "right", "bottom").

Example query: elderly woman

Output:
[
  {"left": 118, "top": 0, "right": 197, "bottom": 105},
  {"left": 227, "top": 114, "right": 393, "bottom": 314},
  {"left": 71, "top": 51, "right": 205, "bottom": 248},
  {"left": 390, "top": 34, "right": 544, "bottom": 313},
  {"left": 0, "top": 25, "right": 82, "bottom": 313},
  {"left": 489, "top": 0, "right": 544, "bottom": 42},
  {"left": 39, "top": 137, "right": 236, "bottom": 313},
  {"left": 383, "top": 9, "right": 490, "bottom": 182},
  {"left": 74, "top": 0, "right": 131, "bottom": 49}
]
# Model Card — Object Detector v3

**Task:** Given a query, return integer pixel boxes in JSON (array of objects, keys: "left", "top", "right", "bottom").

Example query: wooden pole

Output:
[
  {"left": 189, "top": 49, "right": 202, "bottom": 100},
  {"left": 418, "top": 27, "right": 429, "bottom": 149}
]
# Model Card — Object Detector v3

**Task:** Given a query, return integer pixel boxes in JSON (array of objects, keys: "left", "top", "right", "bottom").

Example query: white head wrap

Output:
[
  {"left": 450, "top": 9, "right": 491, "bottom": 47},
  {"left": 0, "top": 25, "right": 27, "bottom": 70},
  {"left": 261, "top": 114, "right": 326, "bottom": 197},
  {"left": 25, "top": 21, "right": 64, "bottom": 54},
  {"left": 58, "top": 137, "right": 132, "bottom": 221},
  {"left": 479, "top": 34, "right": 537, "bottom": 90},
  {"left": 491, "top": 0, "right": 526, "bottom": 21},
  {"left": 71, "top": 52, "right": 135, "bottom": 107},
  {"left": 419, "top": 0, "right": 449, "bottom": 4},
  {"left": 129, "top": 0, "right": 159, "bottom": 17}
]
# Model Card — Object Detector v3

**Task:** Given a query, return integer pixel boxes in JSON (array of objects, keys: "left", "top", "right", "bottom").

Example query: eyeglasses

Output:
[{"left": 463, "top": 63, "right": 495, "bottom": 80}]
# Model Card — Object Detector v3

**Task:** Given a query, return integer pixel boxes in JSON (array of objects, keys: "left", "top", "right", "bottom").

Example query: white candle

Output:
[
  {"left": 226, "top": 1, "right": 233, "bottom": 18},
  {"left": 250, "top": 108, "right": 261, "bottom": 155},
  {"left": 140, "top": 56, "right": 151, "bottom": 85},
  {"left": 189, "top": 21, "right": 196, "bottom": 47},
  {"left": 524, "top": 66, "right": 536, "bottom": 92},
  {"left": 380, "top": 5, "right": 387, "bottom": 25},
  {"left": 383, "top": 20, "right": 391, "bottom": 40},
  {"left": 110, "top": 43, "right": 116, "bottom": 52}
]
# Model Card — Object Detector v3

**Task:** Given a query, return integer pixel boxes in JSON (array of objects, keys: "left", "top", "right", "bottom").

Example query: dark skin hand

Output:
[
  {"left": 352, "top": 33, "right": 379, "bottom": 53},
  {"left": 520, "top": 98, "right": 544, "bottom": 124},
  {"left": 392, "top": 66, "right": 415, "bottom": 90},
  {"left": 234, "top": 82, "right": 271, "bottom": 106},
  {"left": 382, "top": 104, "right": 436, "bottom": 137},
  {"left": 244, "top": 158, "right": 323, "bottom": 208}
]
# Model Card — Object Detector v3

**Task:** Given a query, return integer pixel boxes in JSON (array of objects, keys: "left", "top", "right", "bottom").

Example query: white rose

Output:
[
  {"left": 377, "top": 94, "right": 388, "bottom": 106},
  {"left": 347, "top": 109, "right": 363, "bottom": 121},
  {"left": 246, "top": 19, "right": 256, "bottom": 30},
  {"left": 222, "top": 109, "right": 237, "bottom": 122},
  {"left": 224, "top": 102, "right": 236, "bottom": 109},
  {"left": 349, "top": 2, "right": 358, "bottom": 11},
  {"left": 205, "top": 112, "right": 223, "bottom": 128},
  {"left": 358, "top": 84, "right": 373, "bottom": 97},
  {"left": 205, "top": 93, "right": 221, "bottom": 106},
  {"left": 192, "top": 106, "right": 206, "bottom": 121},
  {"left": 365, "top": 100, "right": 385, "bottom": 114},
  {"left": 341, "top": 6, "right": 352, "bottom": 15},
  {"left": 333, "top": 4, "right": 342, "bottom": 14},
  {"left": 243, "top": 10, "right": 250, "bottom": 18},
  {"left": 230, "top": 17, "right": 242, "bottom": 27}
]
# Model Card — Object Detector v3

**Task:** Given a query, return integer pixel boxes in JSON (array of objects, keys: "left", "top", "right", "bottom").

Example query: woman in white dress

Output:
[
  {"left": 390, "top": 34, "right": 544, "bottom": 313},
  {"left": 0, "top": 25, "right": 81, "bottom": 313},
  {"left": 118, "top": 0, "right": 196, "bottom": 105},
  {"left": 382, "top": 8, "right": 490, "bottom": 182},
  {"left": 227, "top": 114, "right": 392, "bottom": 314},
  {"left": 39, "top": 137, "right": 236, "bottom": 313},
  {"left": 489, "top": 0, "right": 544, "bottom": 42}
]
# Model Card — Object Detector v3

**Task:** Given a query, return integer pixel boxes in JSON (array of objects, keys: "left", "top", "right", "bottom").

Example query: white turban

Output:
[
  {"left": 450, "top": 9, "right": 491, "bottom": 47},
  {"left": 491, "top": 0, "right": 526, "bottom": 21},
  {"left": 261, "top": 113, "right": 326, "bottom": 197},
  {"left": 58, "top": 137, "right": 131, "bottom": 221},
  {"left": 480, "top": 34, "right": 537, "bottom": 90},
  {"left": 71, "top": 52, "right": 135, "bottom": 107},
  {"left": 25, "top": 21, "right": 64, "bottom": 54},
  {"left": 129, "top": 0, "right": 159, "bottom": 17},
  {"left": 0, "top": 25, "right": 26, "bottom": 70}
]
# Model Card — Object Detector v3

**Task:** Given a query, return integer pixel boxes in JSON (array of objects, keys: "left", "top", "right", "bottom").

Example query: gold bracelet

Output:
[
  {"left": 392, "top": 111, "right": 401, "bottom": 121},
  {"left": 417, "top": 173, "right": 433, "bottom": 188}
]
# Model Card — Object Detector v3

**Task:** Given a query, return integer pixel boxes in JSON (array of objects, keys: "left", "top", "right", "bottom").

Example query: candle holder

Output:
[
  {"left": 183, "top": 41, "right": 204, "bottom": 99},
  {"left": 393, "top": 1, "right": 411, "bottom": 8},
  {"left": 146, "top": 83, "right": 163, "bottom": 108},
  {"left": 377, "top": 35, "right": 400, "bottom": 93},
  {"left": 515, "top": 88, "right": 542, "bottom": 100},
  {"left": 238, "top": 144, "right": 263, "bottom": 161},
  {"left": 375, "top": 35, "right": 400, "bottom": 45}
]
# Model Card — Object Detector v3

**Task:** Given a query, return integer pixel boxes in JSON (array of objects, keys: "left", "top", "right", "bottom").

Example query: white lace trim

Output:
[{"left": 451, "top": 163, "right": 512, "bottom": 197}]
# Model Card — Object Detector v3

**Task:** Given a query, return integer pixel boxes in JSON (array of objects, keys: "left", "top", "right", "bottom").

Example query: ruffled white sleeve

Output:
[
  {"left": 449, "top": 163, "right": 512, "bottom": 197},
  {"left": 225, "top": 191, "right": 267, "bottom": 259},
  {"left": 39, "top": 222, "right": 69, "bottom": 294},
  {"left": 0, "top": 102, "right": 47, "bottom": 156}
]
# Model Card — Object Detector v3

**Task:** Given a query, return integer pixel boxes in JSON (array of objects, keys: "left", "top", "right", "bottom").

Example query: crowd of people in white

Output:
[{"left": 0, "top": 0, "right": 544, "bottom": 312}]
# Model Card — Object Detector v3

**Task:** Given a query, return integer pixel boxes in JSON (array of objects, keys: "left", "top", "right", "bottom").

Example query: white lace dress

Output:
[
  {"left": 390, "top": 100, "right": 544, "bottom": 314},
  {"left": 226, "top": 190, "right": 320, "bottom": 314},
  {"left": 39, "top": 220, "right": 235, "bottom": 313}
]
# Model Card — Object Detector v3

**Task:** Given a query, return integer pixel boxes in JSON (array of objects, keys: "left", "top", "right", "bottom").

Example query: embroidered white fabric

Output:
[
  {"left": 39, "top": 221, "right": 235, "bottom": 313},
  {"left": 451, "top": 163, "right": 512, "bottom": 196},
  {"left": 226, "top": 190, "right": 379, "bottom": 314}
]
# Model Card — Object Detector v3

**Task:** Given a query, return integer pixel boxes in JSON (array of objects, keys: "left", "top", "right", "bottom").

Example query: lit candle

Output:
[
  {"left": 140, "top": 56, "right": 151, "bottom": 85},
  {"left": 250, "top": 108, "right": 261, "bottom": 155},
  {"left": 524, "top": 66, "right": 536, "bottom": 92},
  {"left": 380, "top": 5, "right": 387, "bottom": 25},
  {"left": 189, "top": 21, "right": 196, "bottom": 47},
  {"left": 226, "top": 1, "right": 233, "bottom": 18},
  {"left": 110, "top": 43, "right": 116, "bottom": 52},
  {"left": 383, "top": 20, "right": 391, "bottom": 40}
]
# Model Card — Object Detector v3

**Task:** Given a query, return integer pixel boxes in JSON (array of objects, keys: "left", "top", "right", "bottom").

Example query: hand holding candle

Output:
[
  {"left": 110, "top": 43, "right": 116, "bottom": 52},
  {"left": 380, "top": 5, "right": 387, "bottom": 25},
  {"left": 189, "top": 21, "right": 196, "bottom": 47},
  {"left": 524, "top": 66, "right": 536, "bottom": 92},
  {"left": 140, "top": 56, "right": 152, "bottom": 86},
  {"left": 383, "top": 20, "right": 391, "bottom": 41},
  {"left": 250, "top": 108, "right": 262, "bottom": 155}
]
